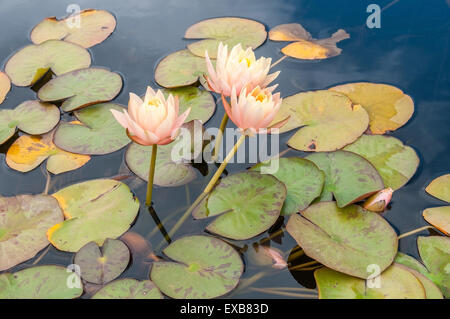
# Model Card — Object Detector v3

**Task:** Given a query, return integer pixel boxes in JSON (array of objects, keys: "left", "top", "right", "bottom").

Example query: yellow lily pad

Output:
[
  {"left": 30, "top": 9, "right": 116, "bottom": 48},
  {"left": 0, "top": 72, "right": 11, "bottom": 104},
  {"left": 329, "top": 82, "right": 414, "bottom": 134},
  {"left": 425, "top": 174, "right": 450, "bottom": 203},
  {"left": 423, "top": 206, "right": 450, "bottom": 236}
]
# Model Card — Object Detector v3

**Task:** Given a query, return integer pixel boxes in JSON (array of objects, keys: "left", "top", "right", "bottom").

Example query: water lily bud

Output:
[{"left": 363, "top": 187, "right": 393, "bottom": 212}]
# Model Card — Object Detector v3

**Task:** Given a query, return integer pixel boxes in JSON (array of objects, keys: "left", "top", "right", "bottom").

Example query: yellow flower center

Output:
[
  {"left": 251, "top": 89, "right": 268, "bottom": 102},
  {"left": 146, "top": 97, "right": 163, "bottom": 108}
]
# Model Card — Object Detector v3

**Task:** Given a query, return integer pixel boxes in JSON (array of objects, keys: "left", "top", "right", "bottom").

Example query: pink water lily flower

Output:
[
  {"left": 363, "top": 187, "right": 393, "bottom": 212},
  {"left": 205, "top": 42, "right": 280, "bottom": 97},
  {"left": 111, "top": 86, "right": 190, "bottom": 146},
  {"left": 222, "top": 85, "right": 286, "bottom": 135}
]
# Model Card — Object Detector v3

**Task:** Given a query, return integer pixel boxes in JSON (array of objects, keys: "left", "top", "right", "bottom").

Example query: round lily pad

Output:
[
  {"left": 425, "top": 174, "right": 450, "bottom": 203},
  {"left": 53, "top": 103, "right": 130, "bottom": 155},
  {"left": 271, "top": 90, "right": 369, "bottom": 151},
  {"left": 31, "top": 9, "right": 116, "bottom": 48},
  {"left": 329, "top": 82, "right": 414, "bottom": 134},
  {"left": 5, "top": 40, "right": 91, "bottom": 86},
  {"left": 92, "top": 279, "right": 163, "bottom": 299},
  {"left": 185, "top": 17, "right": 267, "bottom": 58},
  {"left": 0, "top": 100, "right": 60, "bottom": 145},
  {"left": 417, "top": 236, "right": 450, "bottom": 298},
  {"left": 423, "top": 206, "right": 450, "bottom": 236},
  {"left": 306, "top": 151, "right": 384, "bottom": 207},
  {"left": 74, "top": 239, "right": 130, "bottom": 284},
  {"left": 38, "top": 67, "right": 123, "bottom": 112},
  {"left": 0, "top": 265, "right": 83, "bottom": 299},
  {"left": 314, "top": 264, "right": 426, "bottom": 299},
  {"left": 344, "top": 135, "right": 419, "bottom": 190},
  {"left": 251, "top": 157, "right": 324, "bottom": 215},
  {"left": 394, "top": 252, "right": 429, "bottom": 275},
  {"left": 0, "top": 72, "right": 10, "bottom": 104},
  {"left": 6, "top": 131, "right": 90, "bottom": 174},
  {"left": 150, "top": 235, "right": 243, "bottom": 299},
  {"left": 48, "top": 179, "right": 140, "bottom": 252},
  {"left": 287, "top": 202, "right": 398, "bottom": 279},
  {"left": 155, "top": 50, "right": 211, "bottom": 88},
  {"left": 126, "top": 142, "right": 197, "bottom": 187},
  {"left": 193, "top": 171, "right": 287, "bottom": 240},
  {"left": 0, "top": 194, "right": 63, "bottom": 271}
]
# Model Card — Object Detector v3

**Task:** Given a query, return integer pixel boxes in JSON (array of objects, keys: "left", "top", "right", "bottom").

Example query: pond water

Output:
[{"left": 0, "top": 0, "right": 449, "bottom": 298}]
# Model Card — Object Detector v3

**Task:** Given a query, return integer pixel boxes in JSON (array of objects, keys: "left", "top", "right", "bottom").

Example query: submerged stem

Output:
[
  {"left": 289, "top": 260, "right": 320, "bottom": 271},
  {"left": 397, "top": 225, "right": 434, "bottom": 239},
  {"left": 270, "top": 55, "right": 288, "bottom": 68},
  {"left": 145, "top": 144, "right": 158, "bottom": 206},
  {"left": 249, "top": 287, "right": 317, "bottom": 298}
]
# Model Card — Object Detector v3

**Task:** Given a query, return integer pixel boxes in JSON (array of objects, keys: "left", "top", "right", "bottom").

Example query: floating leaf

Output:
[
  {"left": 0, "top": 195, "right": 63, "bottom": 271},
  {"left": 0, "top": 72, "right": 10, "bottom": 104},
  {"left": 6, "top": 130, "right": 90, "bottom": 174},
  {"left": 344, "top": 135, "right": 419, "bottom": 190},
  {"left": 251, "top": 157, "right": 324, "bottom": 215},
  {"left": 5, "top": 40, "right": 91, "bottom": 86},
  {"left": 287, "top": 202, "right": 397, "bottom": 279},
  {"left": 306, "top": 151, "right": 384, "bottom": 207},
  {"left": 53, "top": 103, "right": 130, "bottom": 155},
  {"left": 330, "top": 82, "right": 414, "bottom": 134},
  {"left": 193, "top": 171, "right": 286, "bottom": 240},
  {"left": 394, "top": 252, "right": 429, "bottom": 275},
  {"left": 150, "top": 235, "right": 243, "bottom": 299},
  {"left": 155, "top": 50, "right": 211, "bottom": 88},
  {"left": 425, "top": 174, "right": 450, "bottom": 203},
  {"left": 0, "top": 265, "right": 82, "bottom": 299},
  {"left": 31, "top": 9, "right": 116, "bottom": 48},
  {"left": 38, "top": 68, "right": 122, "bottom": 112},
  {"left": 92, "top": 279, "right": 163, "bottom": 299},
  {"left": 423, "top": 207, "right": 450, "bottom": 236},
  {"left": 269, "top": 23, "right": 312, "bottom": 41},
  {"left": 0, "top": 100, "right": 60, "bottom": 145},
  {"left": 185, "top": 17, "right": 267, "bottom": 58},
  {"left": 126, "top": 142, "right": 197, "bottom": 187},
  {"left": 48, "top": 179, "right": 140, "bottom": 252},
  {"left": 417, "top": 236, "right": 450, "bottom": 297},
  {"left": 74, "top": 239, "right": 130, "bottom": 284},
  {"left": 271, "top": 90, "right": 369, "bottom": 151},
  {"left": 314, "top": 264, "right": 425, "bottom": 299}
]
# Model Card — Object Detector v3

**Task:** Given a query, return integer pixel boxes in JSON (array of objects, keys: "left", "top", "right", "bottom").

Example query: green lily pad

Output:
[
  {"left": 193, "top": 171, "right": 286, "bottom": 240},
  {"left": 314, "top": 264, "right": 426, "bottom": 299},
  {"left": 150, "top": 235, "right": 243, "bottom": 299},
  {"left": 417, "top": 236, "right": 450, "bottom": 298},
  {"left": 271, "top": 90, "right": 369, "bottom": 151},
  {"left": 0, "top": 71, "right": 10, "bottom": 104},
  {"left": 163, "top": 86, "right": 215, "bottom": 123},
  {"left": 74, "top": 239, "right": 130, "bottom": 284},
  {"left": 306, "top": 151, "right": 384, "bottom": 207},
  {"left": 126, "top": 142, "right": 197, "bottom": 187},
  {"left": 185, "top": 17, "right": 267, "bottom": 58},
  {"left": 155, "top": 49, "right": 211, "bottom": 88},
  {"left": 38, "top": 68, "right": 123, "bottom": 112},
  {"left": 0, "top": 100, "right": 60, "bottom": 145},
  {"left": 344, "top": 134, "right": 419, "bottom": 190},
  {"left": 0, "top": 265, "right": 83, "bottom": 299},
  {"left": 287, "top": 202, "right": 398, "bottom": 279},
  {"left": 425, "top": 174, "right": 450, "bottom": 203},
  {"left": 53, "top": 103, "right": 130, "bottom": 155},
  {"left": 250, "top": 157, "right": 324, "bottom": 215},
  {"left": 423, "top": 206, "right": 450, "bottom": 236},
  {"left": 48, "top": 179, "right": 140, "bottom": 252},
  {"left": 5, "top": 40, "right": 91, "bottom": 86},
  {"left": 92, "top": 279, "right": 163, "bottom": 299},
  {"left": 329, "top": 82, "right": 414, "bottom": 135},
  {"left": 394, "top": 252, "right": 429, "bottom": 275},
  {"left": 0, "top": 194, "right": 63, "bottom": 271},
  {"left": 30, "top": 9, "right": 116, "bottom": 48}
]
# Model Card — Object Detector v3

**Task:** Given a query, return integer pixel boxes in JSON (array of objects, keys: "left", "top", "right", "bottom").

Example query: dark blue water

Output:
[{"left": 0, "top": 0, "right": 449, "bottom": 298}]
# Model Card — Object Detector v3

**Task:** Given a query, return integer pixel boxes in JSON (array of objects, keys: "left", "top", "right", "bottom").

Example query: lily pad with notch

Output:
[
  {"left": 92, "top": 279, "right": 163, "bottom": 299},
  {"left": 425, "top": 174, "right": 450, "bottom": 203}
]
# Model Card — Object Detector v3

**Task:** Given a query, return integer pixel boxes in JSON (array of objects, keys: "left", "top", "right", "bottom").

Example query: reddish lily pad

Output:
[
  {"left": 425, "top": 174, "right": 450, "bottom": 203},
  {"left": 0, "top": 72, "right": 10, "bottom": 104},
  {"left": 5, "top": 40, "right": 91, "bottom": 86},
  {"left": 423, "top": 206, "right": 450, "bottom": 236},
  {"left": 92, "top": 279, "right": 163, "bottom": 299},
  {"left": 150, "top": 235, "right": 243, "bottom": 299},
  {"left": 193, "top": 171, "right": 287, "bottom": 240},
  {"left": 38, "top": 67, "right": 122, "bottom": 112},
  {"left": 185, "top": 17, "right": 267, "bottom": 58},
  {"left": 31, "top": 9, "right": 116, "bottom": 48},
  {"left": 74, "top": 239, "right": 130, "bottom": 284},
  {"left": 0, "top": 194, "right": 63, "bottom": 271},
  {"left": 287, "top": 202, "right": 398, "bottom": 279},
  {"left": 306, "top": 151, "right": 384, "bottom": 207},
  {"left": 251, "top": 157, "right": 324, "bottom": 215},
  {"left": 53, "top": 103, "right": 130, "bottom": 155}
]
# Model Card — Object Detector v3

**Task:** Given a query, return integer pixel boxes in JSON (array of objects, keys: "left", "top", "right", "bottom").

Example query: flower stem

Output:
[
  {"left": 271, "top": 55, "right": 287, "bottom": 68},
  {"left": 145, "top": 144, "right": 158, "bottom": 206},
  {"left": 397, "top": 225, "right": 434, "bottom": 239},
  {"left": 212, "top": 112, "right": 229, "bottom": 162}
]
